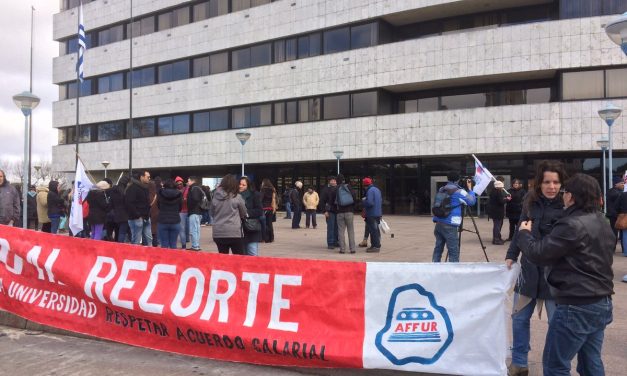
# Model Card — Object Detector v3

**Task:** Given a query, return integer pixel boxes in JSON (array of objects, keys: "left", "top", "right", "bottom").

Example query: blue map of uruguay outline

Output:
[{"left": 374, "top": 283, "right": 454, "bottom": 365}]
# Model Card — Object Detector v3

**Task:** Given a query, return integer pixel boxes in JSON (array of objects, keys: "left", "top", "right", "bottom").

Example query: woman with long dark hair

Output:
[
  {"left": 210, "top": 174, "right": 247, "bottom": 254},
  {"left": 260, "top": 178, "right": 278, "bottom": 242},
  {"left": 156, "top": 179, "right": 182, "bottom": 249},
  {"left": 239, "top": 176, "right": 263, "bottom": 256},
  {"left": 505, "top": 178, "right": 526, "bottom": 241},
  {"left": 505, "top": 160, "right": 567, "bottom": 376}
]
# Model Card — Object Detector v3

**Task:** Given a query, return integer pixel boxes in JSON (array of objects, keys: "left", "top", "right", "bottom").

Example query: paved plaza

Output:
[{"left": 1, "top": 214, "right": 625, "bottom": 375}]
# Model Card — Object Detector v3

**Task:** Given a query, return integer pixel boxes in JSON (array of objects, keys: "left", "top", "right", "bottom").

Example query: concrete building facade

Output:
[{"left": 52, "top": 0, "right": 627, "bottom": 213}]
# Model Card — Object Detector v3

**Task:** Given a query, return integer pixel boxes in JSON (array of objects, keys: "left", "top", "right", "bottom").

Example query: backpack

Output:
[
  {"left": 195, "top": 186, "right": 210, "bottom": 211},
  {"left": 336, "top": 184, "right": 354, "bottom": 207},
  {"left": 432, "top": 187, "right": 459, "bottom": 218}
]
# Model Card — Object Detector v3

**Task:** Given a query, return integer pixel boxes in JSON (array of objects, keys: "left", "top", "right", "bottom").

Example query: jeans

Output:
[
  {"left": 201, "top": 210, "right": 212, "bottom": 225},
  {"left": 158, "top": 222, "right": 181, "bottom": 249},
  {"left": 116, "top": 222, "right": 129, "bottom": 243},
  {"left": 365, "top": 216, "right": 381, "bottom": 248},
  {"left": 179, "top": 213, "right": 190, "bottom": 248},
  {"left": 246, "top": 242, "right": 259, "bottom": 256},
  {"left": 492, "top": 218, "right": 503, "bottom": 240},
  {"left": 305, "top": 209, "right": 317, "bottom": 228},
  {"left": 291, "top": 206, "right": 302, "bottom": 228},
  {"left": 363, "top": 220, "right": 371, "bottom": 241},
  {"left": 128, "top": 218, "right": 152, "bottom": 245},
  {"left": 511, "top": 294, "right": 557, "bottom": 367},
  {"left": 188, "top": 214, "right": 202, "bottom": 250},
  {"left": 337, "top": 212, "right": 355, "bottom": 252},
  {"left": 432, "top": 222, "right": 460, "bottom": 262},
  {"left": 50, "top": 217, "right": 61, "bottom": 234},
  {"left": 90, "top": 224, "right": 104, "bottom": 240},
  {"left": 285, "top": 202, "right": 292, "bottom": 219},
  {"left": 622, "top": 229, "right": 627, "bottom": 256},
  {"left": 326, "top": 212, "right": 339, "bottom": 247},
  {"left": 543, "top": 297, "right": 612, "bottom": 376},
  {"left": 508, "top": 217, "right": 519, "bottom": 240}
]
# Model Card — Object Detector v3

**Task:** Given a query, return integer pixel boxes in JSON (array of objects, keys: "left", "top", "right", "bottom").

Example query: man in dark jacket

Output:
[
  {"left": 517, "top": 173, "right": 614, "bottom": 376},
  {"left": 27, "top": 185, "right": 38, "bottom": 229},
  {"left": 47, "top": 181, "right": 66, "bottom": 234},
  {"left": 186, "top": 176, "right": 204, "bottom": 251},
  {"left": 0, "top": 169, "right": 20, "bottom": 227},
  {"left": 362, "top": 177, "right": 383, "bottom": 252},
  {"left": 289, "top": 181, "right": 303, "bottom": 229},
  {"left": 125, "top": 170, "right": 151, "bottom": 245},
  {"left": 110, "top": 176, "right": 130, "bottom": 242},
  {"left": 606, "top": 176, "right": 623, "bottom": 252},
  {"left": 488, "top": 179, "right": 507, "bottom": 245},
  {"left": 320, "top": 176, "right": 339, "bottom": 249}
]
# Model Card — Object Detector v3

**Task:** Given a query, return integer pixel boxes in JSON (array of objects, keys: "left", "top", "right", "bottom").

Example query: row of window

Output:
[
  {"left": 59, "top": 22, "right": 378, "bottom": 99},
  {"left": 62, "top": 0, "right": 276, "bottom": 54},
  {"left": 58, "top": 76, "right": 566, "bottom": 144},
  {"left": 562, "top": 67, "right": 627, "bottom": 101}
]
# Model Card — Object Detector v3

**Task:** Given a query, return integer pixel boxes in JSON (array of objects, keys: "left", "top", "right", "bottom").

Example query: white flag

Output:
[
  {"left": 472, "top": 155, "right": 495, "bottom": 195},
  {"left": 69, "top": 159, "right": 94, "bottom": 235}
]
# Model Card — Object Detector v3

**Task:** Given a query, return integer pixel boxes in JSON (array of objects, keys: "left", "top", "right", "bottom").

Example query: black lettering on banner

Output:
[{"left": 104, "top": 307, "right": 169, "bottom": 337}]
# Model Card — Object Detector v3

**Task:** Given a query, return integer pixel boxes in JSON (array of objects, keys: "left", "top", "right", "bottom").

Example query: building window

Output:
[
  {"left": 285, "top": 38, "right": 297, "bottom": 61},
  {"left": 157, "top": 116, "right": 173, "bottom": 135},
  {"left": 193, "top": 56, "right": 210, "bottom": 77},
  {"left": 193, "top": 111, "right": 210, "bottom": 132},
  {"left": 58, "top": 129, "right": 67, "bottom": 145},
  {"left": 173, "top": 7, "right": 190, "bottom": 27},
  {"left": 351, "top": 91, "right": 378, "bottom": 117},
  {"left": 606, "top": 68, "right": 627, "bottom": 98},
  {"left": 210, "top": 52, "right": 229, "bottom": 74},
  {"left": 562, "top": 70, "right": 604, "bottom": 100},
  {"left": 210, "top": 0, "right": 229, "bottom": 17},
  {"left": 232, "top": 48, "right": 251, "bottom": 70},
  {"left": 172, "top": 61, "right": 190, "bottom": 81},
  {"left": 274, "top": 40, "right": 285, "bottom": 63},
  {"left": 298, "top": 98, "right": 321, "bottom": 122},
  {"left": 127, "top": 16, "right": 155, "bottom": 38},
  {"left": 351, "top": 23, "right": 377, "bottom": 49},
  {"left": 128, "top": 67, "right": 155, "bottom": 88},
  {"left": 323, "top": 94, "right": 350, "bottom": 119},
  {"left": 233, "top": 0, "right": 270, "bottom": 12},
  {"left": 250, "top": 43, "right": 272, "bottom": 67},
  {"left": 232, "top": 107, "right": 251, "bottom": 128},
  {"left": 98, "top": 122, "right": 125, "bottom": 141},
  {"left": 323, "top": 27, "right": 350, "bottom": 54},
  {"left": 274, "top": 102, "right": 285, "bottom": 124},
  {"left": 440, "top": 92, "right": 488, "bottom": 110},
  {"left": 173, "top": 114, "right": 190, "bottom": 134},
  {"left": 110, "top": 73, "right": 124, "bottom": 92},
  {"left": 286, "top": 101, "right": 298, "bottom": 123},
  {"left": 297, "top": 33, "right": 321, "bottom": 58},
  {"left": 210, "top": 109, "right": 229, "bottom": 130},
  {"left": 158, "top": 13, "right": 172, "bottom": 31},
  {"left": 132, "top": 118, "right": 155, "bottom": 138},
  {"left": 78, "top": 124, "right": 92, "bottom": 143},
  {"left": 250, "top": 104, "right": 272, "bottom": 126}
]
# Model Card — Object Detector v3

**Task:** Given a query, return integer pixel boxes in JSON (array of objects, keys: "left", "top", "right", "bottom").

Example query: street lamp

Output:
[
  {"left": 13, "top": 91, "right": 40, "bottom": 229},
  {"left": 101, "top": 160, "right": 110, "bottom": 179},
  {"left": 597, "top": 135, "right": 609, "bottom": 214},
  {"left": 33, "top": 164, "right": 41, "bottom": 185},
  {"left": 333, "top": 150, "right": 344, "bottom": 175},
  {"left": 605, "top": 12, "right": 627, "bottom": 56},
  {"left": 235, "top": 131, "right": 251, "bottom": 176},
  {"left": 598, "top": 103, "right": 622, "bottom": 196}
]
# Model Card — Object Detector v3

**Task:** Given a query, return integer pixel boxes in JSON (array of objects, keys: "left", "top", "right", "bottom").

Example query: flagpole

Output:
[
  {"left": 28, "top": 5, "right": 34, "bottom": 188},
  {"left": 75, "top": 1, "right": 83, "bottom": 168},
  {"left": 128, "top": 0, "right": 134, "bottom": 177},
  {"left": 73, "top": 148, "right": 97, "bottom": 184}
]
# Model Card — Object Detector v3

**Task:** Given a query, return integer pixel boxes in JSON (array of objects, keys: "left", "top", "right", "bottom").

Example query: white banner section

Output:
[{"left": 363, "top": 262, "right": 519, "bottom": 375}]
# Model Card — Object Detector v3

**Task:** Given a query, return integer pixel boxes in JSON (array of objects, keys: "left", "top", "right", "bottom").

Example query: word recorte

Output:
[{"left": 84, "top": 257, "right": 302, "bottom": 332}]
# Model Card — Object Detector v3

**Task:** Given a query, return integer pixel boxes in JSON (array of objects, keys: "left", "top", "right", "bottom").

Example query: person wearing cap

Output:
[
  {"left": 488, "top": 177, "right": 507, "bottom": 245},
  {"left": 175, "top": 176, "right": 190, "bottom": 249},
  {"left": 362, "top": 177, "right": 383, "bottom": 252},
  {"left": 289, "top": 181, "right": 304, "bottom": 229},
  {"left": 86, "top": 181, "right": 112, "bottom": 240},
  {"left": 302, "top": 186, "right": 319, "bottom": 229},
  {"left": 606, "top": 176, "right": 624, "bottom": 253}
]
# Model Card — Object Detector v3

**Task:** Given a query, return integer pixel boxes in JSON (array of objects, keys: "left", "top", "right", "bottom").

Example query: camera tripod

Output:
[{"left": 445, "top": 205, "right": 489, "bottom": 262}]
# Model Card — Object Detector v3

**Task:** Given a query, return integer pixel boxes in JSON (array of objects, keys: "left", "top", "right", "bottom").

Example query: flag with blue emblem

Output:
[{"left": 77, "top": 2, "right": 86, "bottom": 82}]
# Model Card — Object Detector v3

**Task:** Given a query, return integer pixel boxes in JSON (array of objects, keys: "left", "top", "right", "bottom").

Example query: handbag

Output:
[
  {"left": 379, "top": 218, "right": 391, "bottom": 234},
  {"left": 243, "top": 217, "right": 261, "bottom": 232},
  {"left": 615, "top": 213, "right": 627, "bottom": 230}
]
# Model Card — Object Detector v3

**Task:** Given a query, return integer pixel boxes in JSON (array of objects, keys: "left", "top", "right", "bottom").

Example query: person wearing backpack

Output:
[
  {"left": 186, "top": 176, "right": 204, "bottom": 251},
  {"left": 334, "top": 174, "right": 357, "bottom": 254},
  {"left": 431, "top": 171, "right": 476, "bottom": 262}
]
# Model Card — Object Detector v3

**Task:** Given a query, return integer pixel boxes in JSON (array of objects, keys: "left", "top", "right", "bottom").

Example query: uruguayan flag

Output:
[{"left": 77, "top": 2, "right": 86, "bottom": 82}]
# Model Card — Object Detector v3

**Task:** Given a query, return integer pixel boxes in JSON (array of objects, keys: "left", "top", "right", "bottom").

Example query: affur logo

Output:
[{"left": 375, "top": 284, "right": 453, "bottom": 365}]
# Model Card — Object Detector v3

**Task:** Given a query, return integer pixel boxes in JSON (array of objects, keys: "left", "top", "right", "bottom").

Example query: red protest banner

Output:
[{"left": 0, "top": 225, "right": 365, "bottom": 368}]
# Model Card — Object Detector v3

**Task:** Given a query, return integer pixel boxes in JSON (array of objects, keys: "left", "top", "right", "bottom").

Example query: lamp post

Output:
[
  {"left": 12, "top": 91, "right": 40, "bottom": 229},
  {"left": 598, "top": 103, "right": 622, "bottom": 195},
  {"left": 605, "top": 12, "right": 627, "bottom": 56},
  {"left": 333, "top": 150, "right": 344, "bottom": 175},
  {"left": 597, "top": 135, "right": 609, "bottom": 214},
  {"left": 101, "top": 160, "right": 110, "bottom": 179},
  {"left": 34, "top": 164, "right": 41, "bottom": 186},
  {"left": 235, "top": 131, "right": 251, "bottom": 176}
]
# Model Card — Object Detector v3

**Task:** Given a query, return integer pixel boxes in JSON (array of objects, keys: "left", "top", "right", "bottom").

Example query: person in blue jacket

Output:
[
  {"left": 362, "top": 177, "right": 383, "bottom": 252},
  {"left": 432, "top": 171, "right": 476, "bottom": 262}
]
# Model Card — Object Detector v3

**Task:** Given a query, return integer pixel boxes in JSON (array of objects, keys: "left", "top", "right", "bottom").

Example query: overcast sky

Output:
[{"left": 0, "top": 2, "right": 58, "bottom": 163}]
